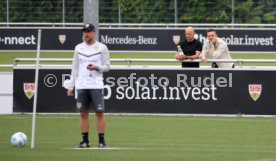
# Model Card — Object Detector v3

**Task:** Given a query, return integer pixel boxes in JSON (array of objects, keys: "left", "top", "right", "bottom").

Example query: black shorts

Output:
[{"left": 76, "top": 89, "right": 105, "bottom": 112}]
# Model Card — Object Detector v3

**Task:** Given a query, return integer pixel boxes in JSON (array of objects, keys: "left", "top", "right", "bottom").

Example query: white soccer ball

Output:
[{"left": 11, "top": 132, "right": 27, "bottom": 147}]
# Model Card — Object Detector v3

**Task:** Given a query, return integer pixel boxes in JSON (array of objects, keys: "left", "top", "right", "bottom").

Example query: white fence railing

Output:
[
  {"left": 1, "top": 23, "right": 276, "bottom": 28},
  {"left": 11, "top": 58, "right": 276, "bottom": 68},
  {"left": 0, "top": 65, "right": 13, "bottom": 68},
  {"left": 0, "top": 58, "right": 274, "bottom": 70}
]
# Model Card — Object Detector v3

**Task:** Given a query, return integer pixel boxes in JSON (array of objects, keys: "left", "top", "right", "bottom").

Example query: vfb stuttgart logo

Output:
[
  {"left": 248, "top": 84, "right": 262, "bottom": 101},
  {"left": 23, "top": 83, "right": 35, "bottom": 99},
  {"left": 59, "top": 35, "right": 66, "bottom": 44}
]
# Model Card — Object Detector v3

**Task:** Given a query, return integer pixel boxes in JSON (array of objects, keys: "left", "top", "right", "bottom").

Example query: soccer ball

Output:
[{"left": 11, "top": 132, "right": 27, "bottom": 147}]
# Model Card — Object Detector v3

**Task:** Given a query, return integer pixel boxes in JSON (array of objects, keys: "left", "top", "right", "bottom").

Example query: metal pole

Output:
[
  {"left": 63, "top": 0, "right": 65, "bottom": 26},
  {"left": 31, "top": 29, "right": 42, "bottom": 149},
  {"left": 118, "top": 0, "right": 121, "bottom": 24},
  {"left": 6, "top": 0, "right": 9, "bottom": 26},
  {"left": 232, "top": 0, "right": 235, "bottom": 24},
  {"left": 84, "top": 0, "right": 99, "bottom": 40},
  {"left": 174, "top": 0, "right": 177, "bottom": 24}
]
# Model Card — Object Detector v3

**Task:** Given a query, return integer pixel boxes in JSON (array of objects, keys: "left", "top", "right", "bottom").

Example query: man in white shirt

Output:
[
  {"left": 200, "top": 29, "right": 234, "bottom": 68},
  {"left": 67, "top": 23, "right": 110, "bottom": 148}
]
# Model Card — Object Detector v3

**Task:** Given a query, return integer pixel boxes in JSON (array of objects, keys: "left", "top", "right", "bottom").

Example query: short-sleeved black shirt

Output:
[{"left": 179, "top": 39, "right": 202, "bottom": 68}]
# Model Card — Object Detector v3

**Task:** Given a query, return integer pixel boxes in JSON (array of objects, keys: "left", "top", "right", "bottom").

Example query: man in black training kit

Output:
[
  {"left": 175, "top": 26, "right": 202, "bottom": 68},
  {"left": 67, "top": 23, "right": 110, "bottom": 148}
]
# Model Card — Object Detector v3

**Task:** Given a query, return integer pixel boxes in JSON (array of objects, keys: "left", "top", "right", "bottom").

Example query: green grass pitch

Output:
[
  {"left": 1, "top": 114, "right": 276, "bottom": 161},
  {"left": 1, "top": 52, "right": 276, "bottom": 160}
]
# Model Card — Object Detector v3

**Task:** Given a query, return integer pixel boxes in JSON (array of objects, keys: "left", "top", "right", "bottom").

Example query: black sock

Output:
[
  {"left": 98, "top": 133, "right": 105, "bottom": 144},
  {"left": 82, "top": 132, "right": 89, "bottom": 143}
]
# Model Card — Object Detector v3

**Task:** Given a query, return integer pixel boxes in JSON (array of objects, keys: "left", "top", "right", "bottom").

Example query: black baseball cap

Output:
[{"left": 82, "top": 23, "right": 95, "bottom": 32}]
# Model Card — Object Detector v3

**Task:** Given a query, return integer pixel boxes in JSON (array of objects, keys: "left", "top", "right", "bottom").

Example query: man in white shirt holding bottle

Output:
[{"left": 67, "top": 23, "right": 110, "bottom": 148}]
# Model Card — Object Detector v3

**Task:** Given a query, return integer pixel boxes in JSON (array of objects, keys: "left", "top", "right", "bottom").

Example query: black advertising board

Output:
[
  {"left": 0, "top": 29, "right": 38, "bottom": 50},
  {"left": 0, "top": 28, "right": 275, "bottom": 52},
  {"left": 100, "top": 28, "right": 276, "bottom": 52},
  {"left": 13, "top": 68, "right": 276, "bottom": 115},
  {"left": 0, "top": 29, "right": 82, "bottom": 50}
]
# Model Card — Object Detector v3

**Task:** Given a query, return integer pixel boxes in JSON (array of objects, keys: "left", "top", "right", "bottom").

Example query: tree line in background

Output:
[{"left": 0, "top": 0, "right": 275, "bottom": 23}]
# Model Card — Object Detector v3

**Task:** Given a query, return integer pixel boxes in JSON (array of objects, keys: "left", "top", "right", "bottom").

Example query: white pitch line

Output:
[
  {"left": 64, "top": 147, "right": 143, "bottom": 150},
  {"left": 248, "top": 159, "right": 276, "bottom": 161},
  {"left": 28, "top": 141, "right": 276, "bottom": 149},
  {"left": 63, "top": 146, "right": 276, "bottom": 153}
]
